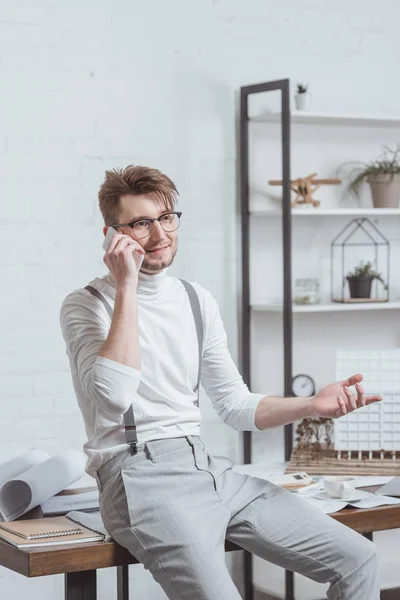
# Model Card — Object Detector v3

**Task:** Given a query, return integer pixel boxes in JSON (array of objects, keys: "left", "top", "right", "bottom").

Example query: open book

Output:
[
  {"left": 0, "top": 515, "right": 105, "bottom": 548},
  {"left": 0, "top": 449, "right": 92, "bottom": 521}
]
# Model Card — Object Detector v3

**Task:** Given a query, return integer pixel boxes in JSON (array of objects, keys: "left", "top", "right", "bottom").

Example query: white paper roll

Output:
[
  {"left": 0, "top": 449, "right": 86, "bottom": 521},
  {"left": 0, "top": 450, "right": 50, "bottom": 489}
]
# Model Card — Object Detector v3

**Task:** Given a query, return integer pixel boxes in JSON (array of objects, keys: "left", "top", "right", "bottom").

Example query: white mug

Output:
[{"left": 324, "top": 476, "right": 356, "bottom": 499}]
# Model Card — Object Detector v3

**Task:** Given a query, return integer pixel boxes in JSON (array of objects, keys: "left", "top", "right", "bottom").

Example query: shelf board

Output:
[
  {"left": 250, "top": 208, "right": 400, "bottom": 217},
  {"left": 250, "top": 111, "right": 400, "bottom": 127},
  {"left": 252, "top": 301, "right": 400, "bottom": 313}
]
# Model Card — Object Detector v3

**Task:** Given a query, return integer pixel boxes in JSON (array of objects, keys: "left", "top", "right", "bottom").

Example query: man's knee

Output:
[
  {"left": 360, "top": 539, "right": 379, "bottom": 573},
  {"left": 342, "top": 535, "right": 379, "bottom": 578},
  {"left": 355, "top": 537, "right": 378, "bottom": 564},
  {"left": 326, "top": 532, "right": 377, "bottom": 583}
]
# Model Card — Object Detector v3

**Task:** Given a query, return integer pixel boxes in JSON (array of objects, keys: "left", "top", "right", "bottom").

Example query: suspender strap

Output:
[
  {"left": 84, "top": 285, "right": 112, "bottom": 319},
  {"left": 84, "top": 285, "right": 138, "bottom": 454},
  {"left": 122, "top": 405, "right": 138, "bottom": 455},
  {"left": 179, "top": 279, "right": 203, "bottom": 407},
  {"left": 84, "top": 280, "right": 203, "bottom": 451}
]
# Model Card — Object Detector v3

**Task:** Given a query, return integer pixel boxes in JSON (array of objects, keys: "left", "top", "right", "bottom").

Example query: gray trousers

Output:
[{"left": 96, "top": 436, "right": 379, "bottom": 600}]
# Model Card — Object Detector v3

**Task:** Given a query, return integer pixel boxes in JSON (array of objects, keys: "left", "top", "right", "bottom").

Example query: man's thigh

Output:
[
  {"left": 98, "top": 441, "right": 243, "bottom": 600},
  {"left": 225, "top": 480, "right": 375, "bottom": 585}
]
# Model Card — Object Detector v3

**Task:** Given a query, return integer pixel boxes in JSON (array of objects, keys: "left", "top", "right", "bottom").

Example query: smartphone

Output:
[
  {"left": 102, "top": 226, "right": 144, "bottom": 271},
  {"left": 102, "top": 226, "right": 119, "bottom": 251}
]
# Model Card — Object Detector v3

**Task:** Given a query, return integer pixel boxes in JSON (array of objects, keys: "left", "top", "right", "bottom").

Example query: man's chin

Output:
[
  {"left": 141, "top": 257, "right": 173, "bottom": 273},
  {"left": 140, "top": 246, "right": 177, "bottom": 273}
]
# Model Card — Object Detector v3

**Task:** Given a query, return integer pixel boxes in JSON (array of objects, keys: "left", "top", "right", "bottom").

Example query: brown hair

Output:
[{"left": 98, "top": 165, "right": 179, "bottom": 226}]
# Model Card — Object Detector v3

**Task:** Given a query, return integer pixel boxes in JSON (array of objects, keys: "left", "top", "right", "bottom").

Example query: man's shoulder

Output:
[
  {"left": 60, "top": 275, "right": 113, "bottom": 318},
  {"left": 170, "top": 276, "right": 209, "bottom": 297},
  {"left": 169, "top": 277, "right": 218, "bottom": 314}
]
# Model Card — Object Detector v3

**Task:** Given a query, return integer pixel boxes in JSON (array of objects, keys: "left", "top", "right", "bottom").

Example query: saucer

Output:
[{"left": 315, "top": 490, "right": 368, "bottom": 502}]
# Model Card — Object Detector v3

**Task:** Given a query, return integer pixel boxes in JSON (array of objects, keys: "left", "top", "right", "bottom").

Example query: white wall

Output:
[{"left": 1, "top": 0, "right": 400, "bottom": 598}]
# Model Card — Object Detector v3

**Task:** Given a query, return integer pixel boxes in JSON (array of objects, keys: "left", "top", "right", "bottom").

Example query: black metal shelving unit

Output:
[{"left": 239, "top": 78, "right": 294, "bottom": 600}]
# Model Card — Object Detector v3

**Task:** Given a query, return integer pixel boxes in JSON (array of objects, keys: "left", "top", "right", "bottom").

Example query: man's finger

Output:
[
  {"left": 337, "top": 396, "right": 347, "bottom": 416},
  {"left": 341, "top": 373, "right": 363, "bottom": 387},
  {"left": 355, "top": 381, "right": 365, "bottom": 407},
  {"left": 344, "top": 386, "right": 357, "bottom": 411},
  {"left": 365, "top": 396, "right": 383, "bottom": 405}
]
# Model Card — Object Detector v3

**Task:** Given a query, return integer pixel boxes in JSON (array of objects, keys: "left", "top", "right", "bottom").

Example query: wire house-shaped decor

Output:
[{"left": 330, "top": 217, "right": 390, "bottom": 303}]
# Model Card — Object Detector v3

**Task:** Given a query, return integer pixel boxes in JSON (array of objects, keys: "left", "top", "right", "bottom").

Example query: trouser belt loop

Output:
[
  {"left": 145, "top": 443, "right": 157, "bottom": 463},
  {"left": 94, "top": 471, "right": 103, "bottom": 493}
]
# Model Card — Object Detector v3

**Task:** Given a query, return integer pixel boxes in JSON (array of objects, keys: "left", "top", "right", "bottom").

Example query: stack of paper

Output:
[{"left": 41, "top": 490, "right": 99, "bottom": 516}]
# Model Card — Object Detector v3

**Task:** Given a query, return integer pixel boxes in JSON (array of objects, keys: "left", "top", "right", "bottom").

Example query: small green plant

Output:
[
  {"left": 296, "top": 82, "right": 308, "bottom": 94},
  {"left": 341, "top": 144, "right": 400, "bottom": 198},
  {"left": 345, "top": 260, "right": 388, "bottom": 289}
]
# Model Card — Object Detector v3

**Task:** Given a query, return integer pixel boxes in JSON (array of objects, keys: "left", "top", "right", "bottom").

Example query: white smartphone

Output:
[
  {"left": 102, "top": 225, "right": 119, "bottom": 251},
  {"left": 102, "top": 226, "right": 144, "bottom": 270}
]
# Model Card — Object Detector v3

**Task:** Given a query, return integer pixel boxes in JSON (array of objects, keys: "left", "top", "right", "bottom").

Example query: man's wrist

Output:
[
  {"left": 302, "top": 395, "right": 316, "bottom": 419},
  {"left": 117, "top": 281, "right": 138, "bottom": 294}
]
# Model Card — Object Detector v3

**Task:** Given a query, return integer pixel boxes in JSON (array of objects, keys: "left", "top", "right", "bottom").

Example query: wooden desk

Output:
[
  {"left": 1, "top": 487, "right": 399, "bottom": 600},
  {"left": 0, "top": 534, "right": 241, "bottom": 600}
]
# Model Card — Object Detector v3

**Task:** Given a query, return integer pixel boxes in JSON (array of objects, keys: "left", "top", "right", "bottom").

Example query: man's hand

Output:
[{"left": 310, "top": 373, "right": 383, "bottom": 419}]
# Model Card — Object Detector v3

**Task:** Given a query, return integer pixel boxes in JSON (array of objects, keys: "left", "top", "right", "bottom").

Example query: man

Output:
[{"left": 60, "top": 165, "right": 382, "bottom": 600}]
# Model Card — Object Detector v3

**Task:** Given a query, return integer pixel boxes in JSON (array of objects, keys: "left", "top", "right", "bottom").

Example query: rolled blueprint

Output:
[
  {"left": 0, "top": 450, "right": 50, "bottom": 489},
  {"left": 0, "top": 449, "right": 86, "bottom": 521}
]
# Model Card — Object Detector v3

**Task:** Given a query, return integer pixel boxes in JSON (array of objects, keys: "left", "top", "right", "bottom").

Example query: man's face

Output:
[{"left": 103, "top": 193, "right": 179, "bottom": 273}]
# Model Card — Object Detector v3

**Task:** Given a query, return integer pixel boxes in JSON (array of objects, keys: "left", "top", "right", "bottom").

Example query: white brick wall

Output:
[{"left": 1, "top": 0, "right": 400, "bottom": 598}]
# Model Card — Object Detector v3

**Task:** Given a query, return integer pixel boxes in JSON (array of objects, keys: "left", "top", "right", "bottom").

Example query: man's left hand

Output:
[{"left": 310, "top": 373, "right": 383, "bottom": 419}]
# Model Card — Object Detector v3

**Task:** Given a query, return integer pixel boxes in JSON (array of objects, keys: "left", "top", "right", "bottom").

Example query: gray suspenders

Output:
[{"left": 84, "top": 279, "right": 203, "bottom": 455}]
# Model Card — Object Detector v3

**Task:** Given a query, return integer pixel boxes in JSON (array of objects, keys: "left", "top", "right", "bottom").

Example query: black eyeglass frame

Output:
[{"left": 111, "top": 211, "right": 183, "bottom": 237}]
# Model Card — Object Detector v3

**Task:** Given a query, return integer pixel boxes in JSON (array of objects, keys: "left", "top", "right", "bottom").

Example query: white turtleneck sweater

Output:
[{"left": 59, "top": 268, "right": 264, "bottom": 476}]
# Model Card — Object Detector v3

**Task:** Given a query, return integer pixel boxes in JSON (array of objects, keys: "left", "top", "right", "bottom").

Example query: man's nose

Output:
[{"left": 150, "top": 220, "right": 168, "bottom": 240}]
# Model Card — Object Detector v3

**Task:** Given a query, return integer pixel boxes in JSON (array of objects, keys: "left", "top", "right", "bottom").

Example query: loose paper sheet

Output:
[
  {"left": 232, "top": 464, "right": 400, "bottom": 514},
  {"left": 41, "top": 490, "right": 99, "bottom": 515}
]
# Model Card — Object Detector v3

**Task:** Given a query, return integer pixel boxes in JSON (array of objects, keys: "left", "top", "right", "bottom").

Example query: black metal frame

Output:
[
  {"left": 330, "top": 217, "right": 390, "bottom": 303},
  {"left": 64, "top": 566, "right": 128, "bottom": 600},
  {"left": 111, "top": 211, "right": 182, "bottom": 237},
  {"left": 65, "top": 570, "right": 97, "bottom": 600},
  {"left": 239, "top": 79, "right": 293, "bottom": 600}
]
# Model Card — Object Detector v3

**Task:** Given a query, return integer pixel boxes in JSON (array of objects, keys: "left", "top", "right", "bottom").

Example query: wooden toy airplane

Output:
[{"left": 269, "top": 173, "right": 341, "bottom": 207}]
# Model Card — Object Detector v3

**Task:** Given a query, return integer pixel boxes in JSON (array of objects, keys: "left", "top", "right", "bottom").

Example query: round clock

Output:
[{"left": 292, "top": 374, "right": 315, "bottom": 397}]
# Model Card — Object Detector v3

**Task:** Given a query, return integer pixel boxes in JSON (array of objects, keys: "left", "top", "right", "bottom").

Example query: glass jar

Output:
[{"left": 293, "top": 278, "right": 321, "bottom": 305}]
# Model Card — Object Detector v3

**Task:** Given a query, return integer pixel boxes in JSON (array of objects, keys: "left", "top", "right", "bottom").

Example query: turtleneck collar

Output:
[
  {"left": 137, "top": 267, "right": 169, "bottom": 297},
  {"left": 105, "top": 267, "right": 169, "bottom": 299}
]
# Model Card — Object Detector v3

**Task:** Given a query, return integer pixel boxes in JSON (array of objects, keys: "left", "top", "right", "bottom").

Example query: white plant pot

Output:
[{"left": 295, "top": 93, "right": 310, "bottom": 111}]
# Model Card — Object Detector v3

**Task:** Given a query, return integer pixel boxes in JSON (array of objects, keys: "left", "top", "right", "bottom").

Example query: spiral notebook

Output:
[{"left": 0, "top": 516, "right": 105, "bottom": 548}]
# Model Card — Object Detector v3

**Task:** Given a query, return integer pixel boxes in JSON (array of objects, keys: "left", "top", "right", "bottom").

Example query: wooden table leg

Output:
[
  {"left": 65, "top": 570, "right": 97, "bottom": 600},
  {"left": 117, "top": 565, "right": 129, "bottom": 600}
]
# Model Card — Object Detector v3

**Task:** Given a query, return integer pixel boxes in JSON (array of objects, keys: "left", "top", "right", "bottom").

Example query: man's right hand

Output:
[{"left": 103, "top": 232, "right": 145, "bottom": 288}]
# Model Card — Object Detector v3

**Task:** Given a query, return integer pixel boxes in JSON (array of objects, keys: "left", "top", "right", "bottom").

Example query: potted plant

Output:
[
  {"left": 345, "top": 260, "right": 388, "bottom": 299},
  {"left": 294, "top": 82, "right": 310, "bottom": 111},
  {"left": 345, "top": 145, "right": 400, "bottom": 208}
]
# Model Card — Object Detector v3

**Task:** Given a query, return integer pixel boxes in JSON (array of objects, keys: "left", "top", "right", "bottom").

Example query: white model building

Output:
[{"left": 335, "top": 349, "right": 400, "bottom": 452}]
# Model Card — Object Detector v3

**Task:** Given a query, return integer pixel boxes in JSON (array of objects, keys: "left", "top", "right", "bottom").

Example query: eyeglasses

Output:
[{"left": 112, "top": 211, "right": 182, "bottom": 240}]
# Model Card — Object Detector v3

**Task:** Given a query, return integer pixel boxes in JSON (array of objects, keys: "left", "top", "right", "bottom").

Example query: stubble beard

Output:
[{"left": 141, "top": 244, "right": 178, "bottom": 273}]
